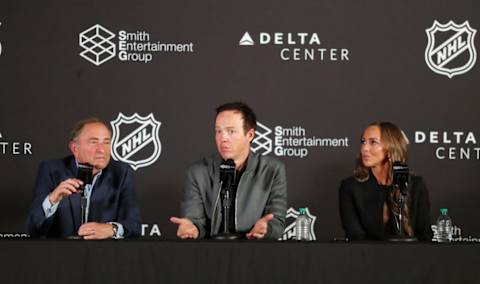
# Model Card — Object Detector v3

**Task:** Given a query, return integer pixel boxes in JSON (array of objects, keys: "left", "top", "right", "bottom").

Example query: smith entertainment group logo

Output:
[
  {"left": 251, "top": 121, "right": 349, "bottom": 158},
  {"left": 79, "top": 24, "right": 194, "bottom": 66},
  {"left": 425, "top": 21, "right": 477, "bottom": 78},
  {"left": 79, "top": 24, "right": 116, "bottom": 66},
  {"left": 239, "top": 31, "right": 350, "bottom": 62},
  {"left": 251, "top": 122, "right": 272, "bottom": 155},
  {"left": 413, "top": 130, "right": 480, "bottom": 160},
  {"left": 431, "top": 224, "right": 480, "bottom": 243},
  {"left": 111, "top": 113, "right": 161, "bottom": 170},
  {"left": 0, "top": 132, "right": 33, "bottom": 155},
  {"left": 280, "top": 207, "right": 317, "bottom": 241}
]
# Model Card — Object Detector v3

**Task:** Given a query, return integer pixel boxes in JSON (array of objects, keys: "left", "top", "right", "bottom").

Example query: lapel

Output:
[
  {"left": 89, "top": 167, "right": 110, "bottom": 221},
  {"left": 210, "top": 154, "right": 223, "bottom": 234},
  {"left": 211, "top": 154, "right": 222, "bottom": 205},
  {"left": 365, "top": 173, "right": 388, "bottom": 232},
  {"left": 236, "top": 151, "right": 258, "bottom": 209}
]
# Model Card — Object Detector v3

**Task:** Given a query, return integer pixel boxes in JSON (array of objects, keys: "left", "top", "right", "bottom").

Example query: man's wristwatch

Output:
[{"left": 111, "top": 223, "right": 118, "bottom": 238}]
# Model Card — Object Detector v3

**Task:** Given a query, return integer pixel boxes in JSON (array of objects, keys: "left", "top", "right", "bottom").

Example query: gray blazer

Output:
[{"left": 181, "top": 151, "right": 287, "bottom": 239}]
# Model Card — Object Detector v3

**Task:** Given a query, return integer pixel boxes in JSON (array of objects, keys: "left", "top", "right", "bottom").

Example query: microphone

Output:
[
  {"left": 388, "top": 161, "right": 417, "bottom": 241},
  {"left": 392, "top": 161, "right": 409, "bottom": 194},
  {"left": 219, "top": 159, "right": 235, "bottom": 187},
  {"left": 76, "top": 163, "right": 93, "bottom": 225},
  {"left": 215, "top": 159, "right": 240, "bottom": 239},
  {"left": 76, "top": 163, "right": 94, "bottom": 194}
]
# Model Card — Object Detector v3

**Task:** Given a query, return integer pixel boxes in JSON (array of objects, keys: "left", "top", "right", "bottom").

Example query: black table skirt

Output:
[{"left": 1, "top": 240, "right": 478, "bottom": 284}]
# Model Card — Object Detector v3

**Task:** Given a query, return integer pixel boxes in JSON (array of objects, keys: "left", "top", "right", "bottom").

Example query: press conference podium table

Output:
[{"left": 1, "top": 239, "right": 478, "bottom": 284}]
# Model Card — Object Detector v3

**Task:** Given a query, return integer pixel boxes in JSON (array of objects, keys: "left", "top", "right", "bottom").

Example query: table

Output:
[{"left": 1, "top": 240, "right": 478, "bottom": 284}]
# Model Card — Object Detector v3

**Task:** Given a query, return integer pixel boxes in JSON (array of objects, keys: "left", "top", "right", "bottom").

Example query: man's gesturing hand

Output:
[
  {"left": 246, "top": 214, "right": 274, "bottom": 240},
  {"left": 170, "top": 217, "right": 199, "bottom": 239}
]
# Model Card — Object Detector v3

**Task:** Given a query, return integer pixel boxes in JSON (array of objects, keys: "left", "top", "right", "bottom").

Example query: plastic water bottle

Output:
[
  {"left": 436, "top": 208, "right": 453, "bottom": 243},
  {"left": 295, "top": 208, "right": 311, "bottom": 241}
]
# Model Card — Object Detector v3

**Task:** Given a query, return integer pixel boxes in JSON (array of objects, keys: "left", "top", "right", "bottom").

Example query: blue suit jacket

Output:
[{"left": 26, "top": 156, "right": 141, "bottom": 238}]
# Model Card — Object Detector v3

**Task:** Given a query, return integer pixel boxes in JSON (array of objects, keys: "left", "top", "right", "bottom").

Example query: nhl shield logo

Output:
[
  {"left": 111, "top": 113, "right": 161, "bottom": 170},
  {"left": 279, "top": 207, "right": 317, "bottom": 241},
  {"left": 425, "top": 20, "right": 477, "bottom": 78}
]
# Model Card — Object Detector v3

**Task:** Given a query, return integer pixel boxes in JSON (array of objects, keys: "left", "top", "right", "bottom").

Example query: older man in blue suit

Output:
[{"left": 26, "top": 118, "right": 141, "bottom": 239}]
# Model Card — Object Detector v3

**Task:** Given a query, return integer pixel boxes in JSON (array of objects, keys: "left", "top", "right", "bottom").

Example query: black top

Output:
[{"left": 339, "top": 173, "right": 432, "bottom": 241}]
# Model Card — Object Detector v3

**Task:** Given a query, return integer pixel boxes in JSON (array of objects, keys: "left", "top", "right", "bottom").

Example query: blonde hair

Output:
[{"left": 354, "top": 121, "right": 413, "bottom": 237}]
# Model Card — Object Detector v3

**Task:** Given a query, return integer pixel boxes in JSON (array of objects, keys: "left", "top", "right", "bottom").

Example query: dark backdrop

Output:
[{"left": 0, "top": 0, "right": 479, "bottom": 240}]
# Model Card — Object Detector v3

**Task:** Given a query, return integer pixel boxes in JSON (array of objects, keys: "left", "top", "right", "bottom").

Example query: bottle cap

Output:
[
  {"left": 440, "top": 208, "right": 448, "bottom": 215},
  {"left": 299, "top": 208, "right": 306, "bottom": 214}
]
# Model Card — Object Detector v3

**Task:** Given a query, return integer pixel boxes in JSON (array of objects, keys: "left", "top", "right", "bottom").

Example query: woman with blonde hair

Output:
[{"left": 339, "top": 122, "right": 432, "bottom": 241}]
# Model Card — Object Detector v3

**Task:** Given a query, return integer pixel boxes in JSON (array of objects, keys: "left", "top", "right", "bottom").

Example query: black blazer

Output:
[
  {"left": 339, "top": 174, "right": 432, "bottom": 241},
  {"left": 26, "top": 156, "right": 141, "bottom": 238}
]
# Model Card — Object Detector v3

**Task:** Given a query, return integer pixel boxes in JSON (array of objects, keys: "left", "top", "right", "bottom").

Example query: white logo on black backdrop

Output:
[
  {"left": 79, "top": 24, "right": 194, "bottom": 66},
  {"left": 141, "top": 223, "right": 161, "bottom": 237},
  {"left": 239, "top": 31, "right": 350, "bottom": 62},
  {"left": 280, "top": 207, "right": 317, "bottom": 241},
  {"left": 414, "top": 130, "right": 479, "bottom": 160},
  {"left": 431, "top": 224, "right": 480, "bottom": 243},
  {"left": 0, "top": 132, "right": 33, "bottom": 155},
  {"left": 425, "top": 20, "right": 477, "bottom": 78},
  {"left": 251, "top": 122, "right": 272, "bottom": 155},
  {"left": 239, "top": 32, "right": 254, "bottom": 46},
  {"left": 79, "top": 24, "right": 116, "bottom": 66},
  {"left": 0, "top": 233, "right": 29, "bottom": 238},
  {"left": 110, "top": 113, "right": 161, "bottom": 170},
  {"left": 251, "top": 121, "right": 349, "bottom": 158}
]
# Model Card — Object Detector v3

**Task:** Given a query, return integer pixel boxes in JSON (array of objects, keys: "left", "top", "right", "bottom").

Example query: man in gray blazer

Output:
[{"left": 170, "top": 102, "right": 287, "bottom": 240}]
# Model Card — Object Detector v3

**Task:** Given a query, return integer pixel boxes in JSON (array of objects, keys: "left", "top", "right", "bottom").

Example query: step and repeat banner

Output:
[{"left": 0, "top": 0, "right": 479, "bottom": 241}]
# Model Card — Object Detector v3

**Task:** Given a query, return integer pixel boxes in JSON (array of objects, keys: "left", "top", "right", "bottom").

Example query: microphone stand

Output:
[
  {"left": 68, "top": 163, "right": 93, "bottom": 239},
  {"left": 213, "top": 180, "right": 241, "bottom": 240},
  {"left": 68, "top": 184, "right": 88, "bottom": 240},
  {"left": 80, "top": 188, "right": 88, "bottom": 225},
  {"left": 222, "top": 189, "right": 230, "bottom": 234},
  {"left": 387, "top": 183, "right": 418, "bottom": 242}
]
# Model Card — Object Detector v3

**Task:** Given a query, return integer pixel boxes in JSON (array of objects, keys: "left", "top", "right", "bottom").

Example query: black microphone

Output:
[
  {"left": 219, "top": 159, "right": 235, "bottom": 187},
  {"left": 392, "top": 161, "right": 409, "bottom": 194},
  {"left": 76, "top": 163, "right": 93, "bottom": 225},
  {"left": 76, "top": 163, "right": 94, "bottom": 194},
  {"left": 218, "top": 159, "right": 236, "bottom": 236},
  {"left": 388, "top": 161, "right": 417, "bottom": 241}
]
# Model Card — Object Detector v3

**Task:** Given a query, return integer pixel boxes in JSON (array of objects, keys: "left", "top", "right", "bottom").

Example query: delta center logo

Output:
[
  {"left": 251, "top": 122, "right": 349, "bottom": 158},
  {"left": 79, "top": 24, "right": 194, "bottom": 66},
  {"left": 239, "top": 31, "right": 350, "bottom": 62},
  {"left": 413, "top": 130, "right": 480, "bottom": 160},
  {"left": 0, "top": 132, "right": 33, "bottom": 156}
]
